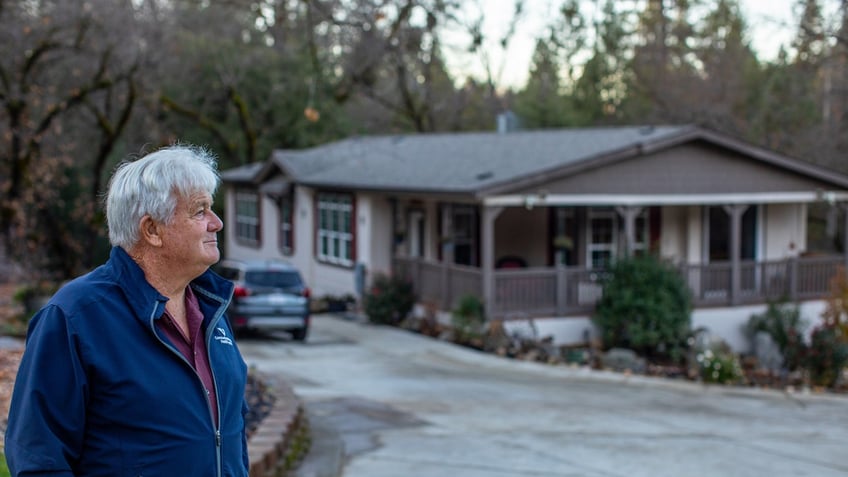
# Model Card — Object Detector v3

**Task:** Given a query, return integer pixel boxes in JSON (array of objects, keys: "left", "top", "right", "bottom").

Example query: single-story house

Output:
[{"left": 219, "top": 124, "right": 848, "bottom": 351}]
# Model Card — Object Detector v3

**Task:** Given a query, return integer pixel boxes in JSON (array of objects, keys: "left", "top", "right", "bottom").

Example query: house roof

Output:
[
  {"left": 219, "top": 162, "right": 264, "bottom": 184},
  {"left": 223, "top": 125, "right": 848, "bottom": 198},
  {"left": 270, "top": 125, "right": 694, "bottom": 194}
]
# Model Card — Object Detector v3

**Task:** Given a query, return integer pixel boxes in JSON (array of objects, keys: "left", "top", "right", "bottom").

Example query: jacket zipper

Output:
[
  {"left": 204, "top": 308, "right": 225, "bottom": 477},
  {"left": 149, "top": 303, "right": 225, "bottom": 477}
]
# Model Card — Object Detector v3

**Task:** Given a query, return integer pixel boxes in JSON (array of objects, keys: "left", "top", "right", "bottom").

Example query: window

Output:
[
  {"left": 585, "top": 207, "right": 649, "bottom": 268},
  {"left": 553, "top": 207, "right": 577, "bottom": 266},
  {"left": 317, "top": 192, "right": 354, "bottom": 266},
  {"left": 235, "top": 190, "right": 260, "bottom": 246},
  {"left": 452, "top": 205, "right": 479, "bottom": 266},
  {"left": 588, "top": 208, "right": 616, "bottom": 268},
  {"left": 633, "top": 213, "right": 649, "bottom": 255},
  {"left": 408, "top": 210, "right": 425, "bottom": 258},
  {"left": 278, "top": 196, "right": 294, "bottom": 255}
]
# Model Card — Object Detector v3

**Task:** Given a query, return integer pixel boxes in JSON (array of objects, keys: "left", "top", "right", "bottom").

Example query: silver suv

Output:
[{"left": 215, "top": 259, "right": 311, "bottom": 341}]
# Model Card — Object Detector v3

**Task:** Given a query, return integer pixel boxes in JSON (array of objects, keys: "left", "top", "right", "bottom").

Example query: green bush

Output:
[
  {"left": 806, "top": 323, "right": 848, "bottom": 388},
  {"left": 451, "top": 294, "right": 486, "bottom": 345},
  {"left": 592, "top": 255, "right": 693, "bottom": 362},
  {"left": 696, "top": 346, "right": 745, "bottom": 385},
  {"left": 363, "top": 273, "right": 416, "bottom": 326},
  {"left": 745, "top": 300, "right": 808, "bottom": 371}
]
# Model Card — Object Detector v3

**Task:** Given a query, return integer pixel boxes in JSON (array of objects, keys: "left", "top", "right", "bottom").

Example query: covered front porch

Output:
[
  {"left": 393, "top": 254, "right": 846, "bottom": 319},
  {"left": 390, "top": 192, "right": 848, "bottom": 320}
]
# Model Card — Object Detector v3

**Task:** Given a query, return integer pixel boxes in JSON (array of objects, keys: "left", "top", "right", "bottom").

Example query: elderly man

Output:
[{"left": 5, "top": 146, "right": 249, "bottom": 476}]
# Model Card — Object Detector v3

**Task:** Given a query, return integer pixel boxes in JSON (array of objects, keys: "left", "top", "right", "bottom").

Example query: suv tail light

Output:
[
  {"left": 233, "top": 286, "right": 251, "bottom": 298},
  {"left": 302, "top": 287, "right": 311, "bottom": 299}
]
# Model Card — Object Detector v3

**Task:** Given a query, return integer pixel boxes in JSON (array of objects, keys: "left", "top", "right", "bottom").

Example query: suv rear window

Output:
[{"left": 244, "top": 270, "right": 302, "bottom": 288}]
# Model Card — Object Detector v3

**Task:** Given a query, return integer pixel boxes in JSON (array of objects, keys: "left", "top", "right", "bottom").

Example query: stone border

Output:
[{"left": 247, "top": 375, "right": 309, "bottom": 477}]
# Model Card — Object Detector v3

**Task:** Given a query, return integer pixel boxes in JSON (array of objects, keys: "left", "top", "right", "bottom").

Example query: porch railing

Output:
[{"left": 392, "top": 255, "right": 845, "bottom": 319}]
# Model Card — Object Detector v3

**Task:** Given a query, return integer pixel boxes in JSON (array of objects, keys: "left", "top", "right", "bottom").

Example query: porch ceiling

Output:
[{"left": 482, "top": 191, "right": 848, "bottom": 208}]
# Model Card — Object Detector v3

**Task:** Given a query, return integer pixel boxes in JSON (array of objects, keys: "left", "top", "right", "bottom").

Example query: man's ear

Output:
[{"left": 138, "top": 215, "right": 164, "bottom": 247}]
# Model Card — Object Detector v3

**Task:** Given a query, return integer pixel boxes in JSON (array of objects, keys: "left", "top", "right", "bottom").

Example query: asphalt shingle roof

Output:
[
  {"left": 270, "top": 125, "right": 691, "bottom": 194},
  {"left": 219, "top": 162, "right": 265, "bottom": 183}
]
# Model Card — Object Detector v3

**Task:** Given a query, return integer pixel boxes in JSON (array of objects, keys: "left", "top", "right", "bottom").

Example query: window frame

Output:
[
  {"left": 234, "top": 189, "right": 261, "bottom": 247},
  {"left": 278, "top": 192, "right": 295, "bottom": 256},
  {"left": 315, "top": 191, "right": 355, "bottom": 267}
]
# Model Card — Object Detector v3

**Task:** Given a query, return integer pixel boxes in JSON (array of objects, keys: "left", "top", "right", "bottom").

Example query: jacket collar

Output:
[{"left": 105, "top": 247, "right": 234, "bottom": 322}]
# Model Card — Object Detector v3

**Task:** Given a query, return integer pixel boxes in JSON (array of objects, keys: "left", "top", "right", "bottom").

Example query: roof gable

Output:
[{"left": 518, "top": 140, "right": 840, "bottom": 196}]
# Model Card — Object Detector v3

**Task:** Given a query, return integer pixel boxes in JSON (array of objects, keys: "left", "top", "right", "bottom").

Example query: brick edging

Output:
[{"left": 247, "top": 375, "right": 307, "bottom": 477}]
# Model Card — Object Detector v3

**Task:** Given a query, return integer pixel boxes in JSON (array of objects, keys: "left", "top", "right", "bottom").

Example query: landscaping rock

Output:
[
  {"left": 601, "top": 348, "right": 646, "bottom": 373},
  {"left": 753, "top": 331, "right": 783, "bottom": 373}
]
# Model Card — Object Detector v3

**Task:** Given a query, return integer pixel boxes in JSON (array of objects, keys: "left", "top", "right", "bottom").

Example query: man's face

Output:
[{"left": 158, "top": 191, "right": 223, "bottom": 278}]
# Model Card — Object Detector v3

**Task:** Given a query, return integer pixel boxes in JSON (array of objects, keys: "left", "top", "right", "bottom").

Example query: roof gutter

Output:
[{"left": 483, "top": 191, "right": 848, "bottom": 208}]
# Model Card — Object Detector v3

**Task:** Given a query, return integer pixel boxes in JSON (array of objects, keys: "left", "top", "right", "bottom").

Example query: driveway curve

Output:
[{"left": 238, "top": 315, "right": 848, "bottom": 477}]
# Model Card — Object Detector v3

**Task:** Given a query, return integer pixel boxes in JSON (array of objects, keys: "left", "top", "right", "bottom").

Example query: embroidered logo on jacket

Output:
[{"left": 214, "top": 327, "right": 233, "bottom": 346}]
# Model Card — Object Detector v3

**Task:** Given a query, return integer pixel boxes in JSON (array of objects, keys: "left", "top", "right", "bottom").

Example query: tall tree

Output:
[
  {"left": 694, "top": 0, "right": 762, "bottom": 133},
  {"left": 0, "top": 0, "right": 145, "bottom": 278},
  {"left": 513, "top": 36, "right": 571, "bottom": 128},
  {"left": 571, "top": 0, "right": 632, "bottom": 124}
]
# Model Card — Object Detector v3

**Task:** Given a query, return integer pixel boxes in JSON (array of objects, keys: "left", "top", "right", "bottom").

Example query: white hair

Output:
[{"left": 106, "top": 145, "right": 220, "bottom": 249}]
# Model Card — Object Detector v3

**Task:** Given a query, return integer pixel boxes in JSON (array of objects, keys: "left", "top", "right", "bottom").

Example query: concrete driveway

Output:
[{"left": 237, "top": 315, "right": 848, "bottom": 477}]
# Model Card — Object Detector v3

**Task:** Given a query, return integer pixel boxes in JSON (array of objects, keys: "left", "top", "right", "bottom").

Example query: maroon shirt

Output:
[{"left": 157, "top": 286, "right": 218, "bottom": 427}]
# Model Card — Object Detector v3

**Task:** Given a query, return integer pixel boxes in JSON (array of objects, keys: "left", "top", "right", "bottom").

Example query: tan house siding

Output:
[
  {"left": 764, "top": 203, "right": 806, "bottom": 260},
  {"left": 658, "top": 206, "right": 688, "bottom": 261},
  {"left": 518, "top": 143, "right": 837, "bottom": 196},
  {"left": 362, "top": 193, "right": 393, "bottom": 279}
]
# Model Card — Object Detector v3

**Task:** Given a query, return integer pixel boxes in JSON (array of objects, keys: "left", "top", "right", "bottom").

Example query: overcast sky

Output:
[{"left": 442, "top": 0, "right": 837, "bottom": 90}]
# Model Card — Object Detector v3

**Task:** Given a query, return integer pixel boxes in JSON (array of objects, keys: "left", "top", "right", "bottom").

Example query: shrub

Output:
[
  {"left": 363, "top": 273, "right": 416, "bottom": 326},
  {"left": 820, "top": 267, "right": 848, "bottom": 342},
  {"left": 592, "top": 255, "right": 692, "bottom": 362},
  {"left": 696, "top": 346, "right": 745, "bottom": 385},
  {"left": 451, "top": 294, "right": 486, "bottom": 345},
  {"left": 745, "top": 300, "right": 807, "bottom": 371},
  {"left": 806, "top": 323, "right": 848, "bottom": 388}
]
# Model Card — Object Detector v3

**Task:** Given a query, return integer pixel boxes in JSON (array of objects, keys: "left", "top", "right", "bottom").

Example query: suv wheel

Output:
[{"left": 290, "top": 327, "right": 308, "bottom": 342}]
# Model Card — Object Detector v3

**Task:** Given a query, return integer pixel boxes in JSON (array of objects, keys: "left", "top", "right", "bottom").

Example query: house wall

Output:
[
  {"left": 362, "top": 193, "right": 394, "bottom": 279},
  {"left": 763, "top": 203, "right": 806, "bottom": 259},
  {"left": 303, "top": 191, "right": 394, "bottom": 298},
  {"left": 500, "top": 300, "right": 828, "bottom": 353},
  {"left": 686, "top": 206, "right": 703, "bottom": 264},
  {"left": 223, "top": 185, "right": 391, "bottom": 299},
  {"left": 522, "top": 142, "right": 837, "bottom": 195},
  {"left": 223, "top": 186, "right": 285, "bottom": 262},
  {"left": 289, "top": 186, "right": 315, "bottom": 278},
  {"left": 658, "top": 206, "right": 687, "bottom": 261}
]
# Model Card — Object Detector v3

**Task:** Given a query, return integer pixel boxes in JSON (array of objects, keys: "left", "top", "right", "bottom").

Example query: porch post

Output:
[
  {"left": 441, "top": 204, "right": 453, "bottom": 310},
  {"left": 834, "top": 202, "right": 848, "bottom": 273},
  {"left": 842, "top": 203, "right": 848, "bottom": 272},
  {"left": 615, "top": 206, "right": 644, "bottom": 257},
  {"left": 389, "top": 197, "right": 399, "bottom": 257},
  {"left": 723, "top": 204, "right": 748, "bottom": 305},
  {"left": 482, "top": 206, "right": 504, "bottom": 318}
]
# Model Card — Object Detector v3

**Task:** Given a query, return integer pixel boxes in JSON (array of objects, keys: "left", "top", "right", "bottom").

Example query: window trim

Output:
[
  {"left": 584, "top": 207, "right": 649, "bottom": 268},
  {"left": 234, "top": 188, "right": 261, "bottom": 248},
  {"left": 586, "top": 208, "right": 617, "bottom": 269},
  {"left": 314, "top": 191, "right": 356, "bottom": 268},
  {"left": 277, "top": 192, "right": 295, "bottom": 256}
]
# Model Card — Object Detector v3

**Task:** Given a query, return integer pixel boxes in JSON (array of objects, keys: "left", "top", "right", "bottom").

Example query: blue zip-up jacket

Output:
[{"left": 5, "top": 247, "right": 249, "bottom": 476}]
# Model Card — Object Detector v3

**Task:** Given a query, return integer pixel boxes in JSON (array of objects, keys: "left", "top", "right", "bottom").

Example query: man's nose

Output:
[{"left": 209, "top": 210, "right": 223, "bottom": 231}]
